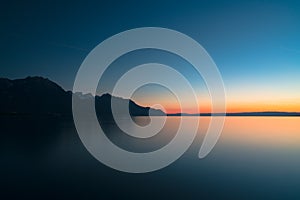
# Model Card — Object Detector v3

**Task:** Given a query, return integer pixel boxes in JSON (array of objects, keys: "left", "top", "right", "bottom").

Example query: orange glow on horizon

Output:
[
  {"left": 133, "top": 91, "right": 300, "bottom": 114},
  {"left": 225, "top": 101, "right": 300, "bottom": 113},
  {"left": 137, "top": 100, "right": 300, "bottom": 114}
]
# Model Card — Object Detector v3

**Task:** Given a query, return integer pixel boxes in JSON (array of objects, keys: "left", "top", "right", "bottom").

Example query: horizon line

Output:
[{"left": 166, "top": 111, "right": 300, "bottom": 116}]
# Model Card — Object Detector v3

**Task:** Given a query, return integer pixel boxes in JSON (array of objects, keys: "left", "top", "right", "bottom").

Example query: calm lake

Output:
[{"left": 1, "top": 116, "right": 300, "bottom": 199}]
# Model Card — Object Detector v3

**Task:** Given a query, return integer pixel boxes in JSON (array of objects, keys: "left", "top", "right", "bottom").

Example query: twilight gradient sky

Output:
[{"left": 1, "top": 0, "right": 300, "bottom": 113}]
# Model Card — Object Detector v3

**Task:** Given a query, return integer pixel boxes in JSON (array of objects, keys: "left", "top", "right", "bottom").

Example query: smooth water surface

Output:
[{"left": 1, "top": 116, "right": 300, "bottom": 199}]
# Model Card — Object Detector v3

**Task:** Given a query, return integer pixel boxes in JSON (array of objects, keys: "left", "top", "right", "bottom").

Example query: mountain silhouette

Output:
[
  {"left": 0, "top": 76, "right": 165, "bottom": 117},
  {"left": 1, "top": 76, "right": 299, "bottom": 117}
]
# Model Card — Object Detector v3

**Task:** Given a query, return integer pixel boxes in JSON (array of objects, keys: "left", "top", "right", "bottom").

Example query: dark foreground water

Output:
[{"left": 1, "top": 116, "right": 300, "bottom": 199}]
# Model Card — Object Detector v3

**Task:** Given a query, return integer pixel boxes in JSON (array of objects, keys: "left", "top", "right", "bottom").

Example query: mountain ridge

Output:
[
  {"left": 0, "top": 76, "right": 165, "bottom": 117},
  {"left": 1, "top": 76, "right": 299, "bottom": 117}
]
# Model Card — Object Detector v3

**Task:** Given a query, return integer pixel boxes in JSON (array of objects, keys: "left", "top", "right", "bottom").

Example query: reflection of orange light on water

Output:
[
  {"left": 220, "top": 117, "right": 300, "bottom": 148},
  {"left": 166, "top": 116, "right": 300, "bottom": 148}
]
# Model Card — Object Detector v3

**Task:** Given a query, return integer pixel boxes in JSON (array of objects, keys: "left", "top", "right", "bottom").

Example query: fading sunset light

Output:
[{"left": 132, "top": 86, "right": 300, "bottom": 114}]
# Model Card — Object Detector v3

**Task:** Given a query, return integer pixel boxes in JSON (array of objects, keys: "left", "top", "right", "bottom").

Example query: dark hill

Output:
[{"left": 0, "top": 77, "right": 165, "bottom": 117}]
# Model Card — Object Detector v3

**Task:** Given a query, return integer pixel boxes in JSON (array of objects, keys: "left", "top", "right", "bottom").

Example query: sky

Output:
[{"left": 1, "top": 0, "right": 300, "bottom": 113}]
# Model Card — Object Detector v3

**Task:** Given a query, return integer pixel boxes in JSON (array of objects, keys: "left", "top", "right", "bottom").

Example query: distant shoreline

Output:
[
  {"left": 167, "top": 112, "right": 300, "bottom": 117},
  {"left": 1, "top": 112, "right": 300, "bottom": 117}
]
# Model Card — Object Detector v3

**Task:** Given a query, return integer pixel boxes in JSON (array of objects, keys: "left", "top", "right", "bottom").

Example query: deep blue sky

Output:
[{"left": 1, "top": 0, "right": 300, "bottom": 111}]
